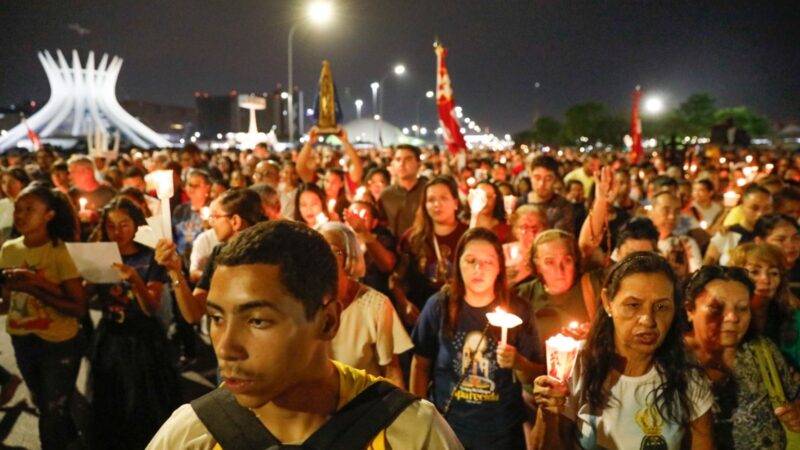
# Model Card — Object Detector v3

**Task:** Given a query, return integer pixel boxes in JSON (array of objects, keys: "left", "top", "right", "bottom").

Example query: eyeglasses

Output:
[{"left": 208, "top": 214, "right": 229, "bottom": 222}]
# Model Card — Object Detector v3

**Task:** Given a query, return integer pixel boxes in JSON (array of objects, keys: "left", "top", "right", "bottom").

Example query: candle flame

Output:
[
  {"left": 486, "top": 307, "right": 523, "bottom": 328},
  {"left": 355, "top": 186, "right": 367, "bottom": 200},
  {"left": 327, "top": 199, "right": 337, "bottom": 212},
  {"left": 201, "top": 207, "right": 211, "bottom": 221},
  {"left": 79, "top": 198, "right": 88, "bottom": 208},
  {"left": 315, "top": 212, "right": 329, "bottom": 226},
  {"left": 568, "top": 321, "right": 579, "bottom": 330}
]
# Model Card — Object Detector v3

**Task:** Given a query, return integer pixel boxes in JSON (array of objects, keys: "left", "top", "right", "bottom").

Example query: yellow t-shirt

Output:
[
  {"left": 147, "top": 360, "right": 463, "bottom": 450},
  {"left": 0, "top": 237, "right": 81, "bottom": 342},
  {"left": 723, "top": 205, "right": 745, "bottom": 228}
]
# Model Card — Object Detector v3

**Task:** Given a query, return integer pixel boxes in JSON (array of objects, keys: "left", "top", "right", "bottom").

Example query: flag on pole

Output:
[
  {"left": 630, "top": 86, "right": 643, "bottom": 164},
  {"left": 22, "top": 116, "right": 42, "bottom": 151},
  {"left": 435, "top": 43, "right": 466, "bottom": 155}
]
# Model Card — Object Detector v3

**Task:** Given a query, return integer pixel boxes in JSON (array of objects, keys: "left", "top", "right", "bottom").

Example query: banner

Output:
[
  {"left": 630, "top": 86, "right": 643, "bottom": 164},
  {"left": 435, "top": 43, "right": 466, "bottom": 155},
  {"left": 22, "top": 116, "right": 41, "bottom": 151}
]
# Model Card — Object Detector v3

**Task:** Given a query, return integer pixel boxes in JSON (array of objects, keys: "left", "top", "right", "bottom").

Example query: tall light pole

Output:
[
  {"left": 378, "top": 64, "right": 406, "bottom": 123},
  {"left": 287, "top": 1, "right": 333, "bottom": 144},
  {"left": 415, "top": 90, "right": 434, "bottom": 136},
  {"left": 355, "top": 99, "right": 363, "bottom": 119}
]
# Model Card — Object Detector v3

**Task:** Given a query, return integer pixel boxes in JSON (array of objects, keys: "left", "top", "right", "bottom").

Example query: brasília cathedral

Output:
[{"left": 0, "top": 49, "right": 171, "bottom": 152}]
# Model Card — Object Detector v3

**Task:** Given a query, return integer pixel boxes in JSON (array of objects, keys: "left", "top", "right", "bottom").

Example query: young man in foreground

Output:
[{"left": 148, "top": 220, "right": 462, "bottom": 449}]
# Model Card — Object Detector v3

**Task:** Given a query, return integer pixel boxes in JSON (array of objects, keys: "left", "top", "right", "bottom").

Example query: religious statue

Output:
[{"left": 313, "top": 60, "right": 342, "bottom": 134}]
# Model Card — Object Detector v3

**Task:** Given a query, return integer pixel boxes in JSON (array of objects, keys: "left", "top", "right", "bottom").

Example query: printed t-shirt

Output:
[
  {"left": 562, "top": 346, "right": 713, "bottom": 450},
  {"left": 411, "top": 291, "right": 541, "bottom": 441},
  {"left": 96, "top": 246, "right": 167, "bottom": 320},
  {"left": 0, "top": 236, "right": 81, "bottom": 342}
]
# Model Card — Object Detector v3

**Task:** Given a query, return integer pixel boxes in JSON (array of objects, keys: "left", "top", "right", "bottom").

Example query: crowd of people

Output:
[{"left": 1, "top": 126, "right": 800, "bottom": 449}]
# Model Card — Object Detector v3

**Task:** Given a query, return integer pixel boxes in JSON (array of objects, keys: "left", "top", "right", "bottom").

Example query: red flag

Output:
[
  {"left": 630, "top": 86, "right": 643, "bottom": 164},
  {"left": 22, "top": 117, "right": 41, "bottom": 151},
  {"left": 435, "top": 44, "right": 466, "bottom": 155}
]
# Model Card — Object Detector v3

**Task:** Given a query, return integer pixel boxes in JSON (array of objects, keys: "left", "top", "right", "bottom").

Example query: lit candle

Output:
[
  {"left": 568, "top": 321, "right": 579, "bottom": 332},
  {"left": 466, "top": 177, "right": 476, "bottom": 187},
  {"left": 719, "top": 157, "right": 727, "bottom": 164},
  {"left": 486, "top": 306, "right": 523, "bottom": 345},
  {"left": 315, "top": 212, "right": 329, "bottom": 226},
  {"left": 503, "top": 195, "right": 517, "bottom": 217},
  {"left": 746, "top": 155, "right": 753, "bottom": 163},
  {"left": 327, "top": 199, "right": 337, "bottom": 213},
  {"left": 736, "top": 178, "right": 746, "bottom": 187},
  {"left": 545, "top": 333, "right": 581, "bottom": 383},
  {"left": 766, "top": 163, "right": 774, "bottom": 172},
  {"left": 201, "top": 207, "right": 211, "bottom": 221},
  {"left": 468, "top": 189, "right": 488, "bottom": 228},
  {"left": 145, "top": 170, "right": 174, "bottom": 200},
  {"left": 699, "top": 220, "right": 708, "bottom": 230},
  {"left": 723, "top": 190, "right": 740, "bottom": 207},
  {"left": 79, "top": 197, "right": 88, "bottom": 212},
  {"left": 355, "top": 186, "right": 367, "bottom": 200}
]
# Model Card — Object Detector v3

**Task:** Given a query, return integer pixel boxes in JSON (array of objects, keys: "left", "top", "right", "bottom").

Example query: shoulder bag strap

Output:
[
  {"left": 190, "top": 388, "right": 278, "bottom": 450},
  {"left": 304, "top": 380, "right": 417, "bottom": 450}
]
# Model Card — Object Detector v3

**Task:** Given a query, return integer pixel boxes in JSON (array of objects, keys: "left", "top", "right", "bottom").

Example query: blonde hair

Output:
[
  {"left": 728, "top": 242, "right": 785, "bottom": 270},
  {"left": 510, "top": 204, "right": 549, "bottom": 229},
  {"left": 529, "top": 229, "right": 582, "bottom": 278}
]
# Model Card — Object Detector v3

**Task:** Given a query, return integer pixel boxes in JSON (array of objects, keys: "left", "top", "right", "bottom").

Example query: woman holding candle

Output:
[
  {"left": 292, "top": 182, "right": 332, "bottom": 227},
  {"left": 392, "top": 176, "right": 468, "bottom": 327},
  {"left": 90, "top": 197, "right": 180, "bottom": 449},
  {"left": 469, "top": 181, "right": 511, "bottom": 243},
  {"left": 729, "top": 243, "right": 800, "bottom": 369},
  {"left": 704, "top": 184, "right": 772, "bottom": 266},
  {"left": 514, "top": 229, "right": 603, "bottom": 351},
  {"left": 531, "top": 252, "right": 714, "bottom": 450},
  {"left": 411, "top": 227, "right": 542, "bottom": 449},
  {"left": 683, "top": 265, "right": 800, "bottom": 449}
]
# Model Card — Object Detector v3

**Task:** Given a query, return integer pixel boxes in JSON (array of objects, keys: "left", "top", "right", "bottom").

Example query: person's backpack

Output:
[{"left": 190, "top": 380, "right": 417, "bottom": 450}]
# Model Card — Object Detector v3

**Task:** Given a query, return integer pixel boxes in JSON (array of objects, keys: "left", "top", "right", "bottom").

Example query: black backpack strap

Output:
[
  {"left": 303, "top": 380, "right": 418, "bottom": 450},
  {"left": 190, "top": 388, "right": 279, "bottom": 450}
]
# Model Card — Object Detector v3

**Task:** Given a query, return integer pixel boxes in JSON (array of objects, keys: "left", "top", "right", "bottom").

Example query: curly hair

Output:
[
  {"left": 216, "top": 220, "right": 338, "bottom": 320},
  {"left": 580, "top": 252, "right": 699, "bottom": 428},
  {"left": 16, "top": 182, "right": 79, "bottom": 244}
]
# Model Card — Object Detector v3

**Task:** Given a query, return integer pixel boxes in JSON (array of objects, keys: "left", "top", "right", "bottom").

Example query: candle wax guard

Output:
[{"left": 546, "top": 333, "right": 581, "bottom": 383}]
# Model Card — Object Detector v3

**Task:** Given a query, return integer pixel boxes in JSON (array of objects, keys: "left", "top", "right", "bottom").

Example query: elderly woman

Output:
[
  {"left": 531, "top": 252, "right": 714, "bottom": 449},
  {"left": 684, "top": 265, "right": 800, "bottom": 449},
  {"left": 729, "top": 243, "right": 800, "bottom": 369},
  {"left": 317, "top": 222, "right": 412, "bottom": 388},
  {"left": 514, "top": 230, "right": 603, "bottom": 350}
]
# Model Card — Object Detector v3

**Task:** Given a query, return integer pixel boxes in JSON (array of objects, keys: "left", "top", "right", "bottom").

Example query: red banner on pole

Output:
[
  {"left": 435, "top": 43, "right": 466, "bottom": 155},
  {"left": 22, "top": 117, "right": 41, "bottom": 151},
  {"left": 630, "top": 86, "right": 643, "bottom": 164}
]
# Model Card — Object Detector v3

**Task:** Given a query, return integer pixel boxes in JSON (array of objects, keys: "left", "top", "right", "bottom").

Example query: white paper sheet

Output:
[
  {"left": 0, "top": 198, "right": 14, "bottom": 231},
  {"left": 65, "top": 242, "right": 124, "bottom": 284},
  {"left": 134, "top": 200, "right": 172, "bottom": 248}
]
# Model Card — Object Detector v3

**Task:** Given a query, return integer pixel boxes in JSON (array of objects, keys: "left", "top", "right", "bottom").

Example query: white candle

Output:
[
  {"left": 327, "top": 199, "right": 337, "bottom": 213},
  {"left": 746, "top": 155, "right": 753, "bottom": 163},
  {"left": 145, "top": 170, "right": 174, "bottom": 200},
  {"left": 466, "top": 177, "right": 476, "bottom": 187},
  {"left": 201, "top": 207, "right": 211, "bottom": 221},
  {"left": 315, "top": 212, "right": 329, "bottom": 226},
  {"left": 503, "top": 195, "right": 517, "bottom": 217},
  {"left": 79, "top": 197, "right": 88, "bottom": 212},
  {"left": 545, "top": 333, "right": 581, "bottom": 383},
  {"left": 355, "top": 186, "right": 367, "bottom": 200},
  {"left": 723, "top": 190, "right": 740, "bottom": 208},
  {"left": 699, "top": 220, "right": 708, "bottom": 230},
  {"left": 486, "top": 306, "right": 523, "bottom": 345}
]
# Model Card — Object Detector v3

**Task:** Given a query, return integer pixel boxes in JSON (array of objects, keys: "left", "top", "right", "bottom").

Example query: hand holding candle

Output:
[
  {"left": 503, "top": 195, "right": 517, "bottom": 218},
  {"left": 545, "top": 333, "right": 581, "bottom": 383},
  {"left": 468, "top": 188, "right": 488, "bottom": 228},
  {"left": 79, "top": 197, "right": 88, "bottom": 212}
]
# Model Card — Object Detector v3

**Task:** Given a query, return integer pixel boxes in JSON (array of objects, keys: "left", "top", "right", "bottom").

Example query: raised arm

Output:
[
  {"left": 338, "top": 127, "right": 363, "bottom": 184},
  {"left": 296, "top": 126, "right": 320, "bottom": 183},
  {"left": 578, "top": 166, "right": 615, "bottom": 260}
]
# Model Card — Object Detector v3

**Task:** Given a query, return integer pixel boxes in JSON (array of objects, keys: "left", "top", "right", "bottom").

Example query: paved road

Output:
[{"left": 0, "top": 313, "right": 216, "bottom": 449}]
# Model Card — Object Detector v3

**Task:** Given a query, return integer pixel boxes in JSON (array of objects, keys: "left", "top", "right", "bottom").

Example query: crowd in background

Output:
[{"left": 1, "top": 128, "right": 799, "bottom": 449}]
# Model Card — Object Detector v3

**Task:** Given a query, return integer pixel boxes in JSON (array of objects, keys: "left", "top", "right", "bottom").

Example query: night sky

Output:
[{"left": 1, "top": 1, "right": 798, "bottom": 135}]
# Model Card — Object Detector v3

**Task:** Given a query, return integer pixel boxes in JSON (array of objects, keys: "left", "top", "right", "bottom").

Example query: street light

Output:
[
  {"left": 415, "top": 90, "right": 435, "bottom": 137},
  {"left": 644, "top": 96, "right": 664, "bottom": 114},
  {"left": 355, "top": 99, "right": 363, "bottom": 119},
  {"left": 287, "top": 1, "right": 333, "bottom": 144},
  {"left": 378, "top": 64, "right": 406, "bottom": 123}
]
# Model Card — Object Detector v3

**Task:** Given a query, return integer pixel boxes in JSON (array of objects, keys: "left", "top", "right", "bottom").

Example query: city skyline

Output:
[{"left": 1, "top": 0, "right": 798, "bottom": 136}]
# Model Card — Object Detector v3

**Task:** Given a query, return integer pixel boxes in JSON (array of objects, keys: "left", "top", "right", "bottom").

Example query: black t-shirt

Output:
[{"left": 361, "top": 226, "right": 396, "bottom": 298}]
